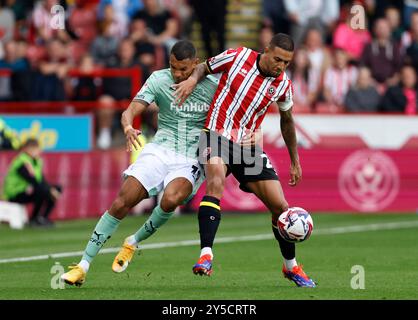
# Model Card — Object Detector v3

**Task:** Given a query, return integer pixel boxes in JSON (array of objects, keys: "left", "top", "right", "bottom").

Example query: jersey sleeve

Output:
[
  {"left": 276, "top": 80, "right": 294, "bottom": 112},
  {"left": 133, "top": 72, "right": 158, "bottom": 104},
  {"left": 206, "top": 48, "right": 238, "bottom": 74}
]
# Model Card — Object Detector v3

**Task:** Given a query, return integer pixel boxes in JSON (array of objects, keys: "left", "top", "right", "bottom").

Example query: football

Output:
[{"left": 277, "top": 207, "right": 314, "bottom": 243}]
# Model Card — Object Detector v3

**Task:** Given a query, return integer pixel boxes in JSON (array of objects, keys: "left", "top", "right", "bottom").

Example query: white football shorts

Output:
[{"left": 123, "top": 143, "right": 203, "bottom": 201}]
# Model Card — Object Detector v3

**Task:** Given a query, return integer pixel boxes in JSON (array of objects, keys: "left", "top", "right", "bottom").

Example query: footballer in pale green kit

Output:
[
  {"left": 133, "top": 68, "right": 218, "bottom": 159},
  {"left": 61, "top": 40, "right": 217, "bottom": 286}
]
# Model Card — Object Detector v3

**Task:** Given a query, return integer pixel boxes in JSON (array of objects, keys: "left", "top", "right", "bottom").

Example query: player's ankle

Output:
[
  {"left": 200, "top": 247, "right": 213, "bottom": 259},
  {"left": 78, "top": 260, "right": 90, "bottom": 273},
  {"left": 125, "top": 235, "right": 138, "bottom": 246}
]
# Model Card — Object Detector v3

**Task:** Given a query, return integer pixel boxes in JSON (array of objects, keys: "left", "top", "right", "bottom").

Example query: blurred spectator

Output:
[
  {"left": 32, "top": 0, "right": 70, "bottom": 44},
  {"left": 160, "top": 0, "right": 193, "bottom": 39},
  {"left": 385, "top": 6, "right": 404, "bottom": 43},
  {"left": 379, "top": 65, "right": 418, "bottom": 115},
  {"left": 404, "top": 0, "right": 418, "bottom": 29},
  {"left": 404, "top": 12, "right": 418, "bottom": 74},
  {"left": 90, "top": 20, "right": 119, "bottom": 66},
  {"left": 287, "top": 48, "right": 319, "bottom": 111},
  {"left": 132, "top": 0, "right": 179, "bottom": 59},
  {"left": 0, "top": 40, "right": 30, "bottom": 101},
  {"left": 333, "top": 7, "right": 371, "bottom": 62},
  {"left": 129, "top": 17, "right": 157, "bottom": 69},
  {"left": 406, "top": 32, "right": 418, "bottom": 75},
  {"left": 32, "top": 38, "right": 71, "bottom": 101},
  {"left": 400, "top": 11, "right": 418, "bottom": 54},
  {"left": 2, "top": 138, "right": 62, "bottom": 227},
  {"left": 360, "top": 18, "right": 402, "bottom": 86},
  {"left": 190, "top": 0, "right": 226, "bottom": 57},
  {"left": 0, "top": 1, "right": 15, "bottom": 47},
  {"left": 7, "top": 0, "right": 35, "bottom": 24},
  {"left": 10, "top": 40, "right": 33, "bottom": 101},
  {"left": 67, "top": 0, "right": 98, "bottom": 48},
  {"left": 97, "top": 0, "right": 143, "bottom": 38},
  {"left": 344, "top": 66, "right": 381, "bottom": 112},
  {"left": 304, "top": 28, "right": 332, "bottom": 74},
  {"left": 303, "top": 28, "right": 332, "bottom": 102},
  {"left": 96, "top": 38, "right": 140, "bottom": 149},
  {"left": 262, "top": 0, "right": 290, "bottom": 35},
  {"left": 258, "top": 26, "right": 274, "bottom": 51},
  {"left": 364, "top": 0, "right": 403, "bottom": 29},
  {"left": 98, "top": 4, "right": 125, "bottom": 40},
  {"left": 283, "top": 0, "right": 339, "bottom": 46},
  {"left": 323, "top": 48, "right": 358, "bottom": 108},
  {"left": 71, "top": 54, "right": 100, "bottom": 101}
]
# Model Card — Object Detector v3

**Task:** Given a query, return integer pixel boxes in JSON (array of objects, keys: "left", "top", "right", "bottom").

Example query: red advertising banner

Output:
[
  {"left": 1, "top": 148, "right": 417, "bottom": 220},
  {"left": 189, "top": 148, "right": 418, "bottom": 213},
  {"left": 0, "top": 150, "right": 130, "bottom": 220}
]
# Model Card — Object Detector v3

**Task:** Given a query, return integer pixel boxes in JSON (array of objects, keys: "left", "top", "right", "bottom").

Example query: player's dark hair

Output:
[
  {"left": 269, "top": 33, "right": 294, "bottom": 52},
  {"left": 22, "top": 138, "right": 39, "bottom": 149},
  {"left": 171, "top": 40, "right": 197, "bottom": 60}
]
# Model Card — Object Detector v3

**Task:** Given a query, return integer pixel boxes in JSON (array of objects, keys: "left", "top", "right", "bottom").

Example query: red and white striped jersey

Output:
[
  {"left": 323, "top": 65, "right": 358, "bottom": 105},
  {"left": 205, "top": 47, "right": 293, "bottom": 142}
]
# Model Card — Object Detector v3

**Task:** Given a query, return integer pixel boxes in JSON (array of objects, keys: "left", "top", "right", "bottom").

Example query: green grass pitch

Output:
[{"left": 1, "top": 213, "right": 417, "bottom": 300}]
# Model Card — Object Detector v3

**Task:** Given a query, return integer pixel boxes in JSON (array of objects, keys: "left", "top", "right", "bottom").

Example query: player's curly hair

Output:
[{"left": 270, "top": 33, "right": 294, "bottom": 52}]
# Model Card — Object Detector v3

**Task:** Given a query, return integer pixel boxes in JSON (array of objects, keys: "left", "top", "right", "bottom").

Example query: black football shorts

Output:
[{"left": 197, "top": 129, "right": 279, "bottom": 193}]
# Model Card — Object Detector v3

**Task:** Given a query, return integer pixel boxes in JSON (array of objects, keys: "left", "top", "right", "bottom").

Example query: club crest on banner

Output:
[{"left": 338, "top": 150, "right": 400, "bottom": 212}]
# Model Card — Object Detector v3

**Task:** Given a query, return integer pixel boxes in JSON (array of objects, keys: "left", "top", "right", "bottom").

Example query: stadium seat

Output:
[{"left": 0, "top": 201, "right": 28, "bottom": 230}]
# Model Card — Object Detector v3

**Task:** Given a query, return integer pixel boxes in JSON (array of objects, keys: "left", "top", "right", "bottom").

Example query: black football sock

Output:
[
  {"left": 272, "top": 222, "right": 295, "bottom": 260},
  {"left": 198, "top": 195, "right": 221, "bottom": 249}
]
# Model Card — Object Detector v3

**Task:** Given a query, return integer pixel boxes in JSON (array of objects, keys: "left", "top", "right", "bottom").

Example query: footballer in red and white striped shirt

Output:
[
  {"left": 204, "top": 46, "right": 294, "bottom": 142},
  {"left": 174, "top": 34, "right": 315, "bottom": 287}
]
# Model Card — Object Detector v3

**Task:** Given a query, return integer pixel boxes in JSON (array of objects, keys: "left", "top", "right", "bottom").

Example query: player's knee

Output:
[
  {"left": 109, "top": 196, "right": 130, "bottom": 218},
  {"left": 160, "top": 193, "right": 182, "bottom": 212},
  {"left": 206, "top": 176, "right": 225, "bottom": 198}
]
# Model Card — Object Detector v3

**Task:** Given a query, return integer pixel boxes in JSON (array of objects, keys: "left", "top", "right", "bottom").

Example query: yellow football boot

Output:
[
  {"left": 112, "top": 238, "right": 137, "bottom": 273},
  {"left": 61, "top": 264, "right": 86, "bottom": 287}
]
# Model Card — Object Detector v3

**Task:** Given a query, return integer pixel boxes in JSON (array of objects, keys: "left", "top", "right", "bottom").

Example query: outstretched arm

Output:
[
  {"left": 121, "top": 100, "right": 148, "bottom": 152},
  {"left": 280, "top": 107, "right": 302, "bottom": 186},
  {"left": 173, "top": 62, "right": 210, "bottom": 105}
]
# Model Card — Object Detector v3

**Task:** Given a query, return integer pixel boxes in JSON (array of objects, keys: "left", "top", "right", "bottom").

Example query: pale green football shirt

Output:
[{"left": 134, "top": 69, "right": 218, "bottom": 158}]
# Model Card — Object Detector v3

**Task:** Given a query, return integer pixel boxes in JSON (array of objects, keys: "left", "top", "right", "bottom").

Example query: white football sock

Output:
[
  {"left": 200, "top": 247, "right": 213, "bottom": 259},
  {"left": 78, "top": 259, "right": 90, "bottom": 273},
  {"left": 284, "top": 258, "right": 297, "bottom": 271},
  {"left": 126, "top": 235, "right": 138, "bottom": 246}
]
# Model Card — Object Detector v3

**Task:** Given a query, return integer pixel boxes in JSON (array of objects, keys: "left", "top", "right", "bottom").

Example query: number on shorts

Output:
[
  {"left": 191, "top": 165, "right": 201, "bottom": 181},
  {"left": 261, "top": 154, "right": 273, "bottom": 169}
]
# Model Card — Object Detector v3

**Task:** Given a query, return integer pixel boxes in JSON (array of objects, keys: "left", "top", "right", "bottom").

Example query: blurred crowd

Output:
[
  {"left": 262, "top": 0, "right": 418, "bottom": 115},
  {"left": 0, "top": 0, "right": 417, "bottom": 149}
]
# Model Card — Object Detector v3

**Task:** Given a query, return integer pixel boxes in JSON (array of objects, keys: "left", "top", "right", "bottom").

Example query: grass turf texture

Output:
[{"left": 0, "top": 213, "right": 417, "bottom": 300}]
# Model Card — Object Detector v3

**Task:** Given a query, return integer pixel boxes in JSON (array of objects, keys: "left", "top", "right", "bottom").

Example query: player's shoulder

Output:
[
  {"left": 201, "top": 74, "right": 219, "bottom": 87},
  {"left": 148, "top": 68, "right": 172, "bottom": 82},
  {"left": 282, "top": 71, "right": 291, "bottom": 82},
  {"left": 231, "top": 46, "right": 256, "bottom": 56}
]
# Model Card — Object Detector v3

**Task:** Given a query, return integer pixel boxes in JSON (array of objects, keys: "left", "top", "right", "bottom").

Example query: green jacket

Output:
[{"left": 2, "top": 152, "right": 43, "bottom": 200}]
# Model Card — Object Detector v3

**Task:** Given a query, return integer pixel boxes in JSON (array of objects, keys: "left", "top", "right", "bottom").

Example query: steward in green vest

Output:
[{"left": 2, "top": 138, "right": 62, "bottom": 227}]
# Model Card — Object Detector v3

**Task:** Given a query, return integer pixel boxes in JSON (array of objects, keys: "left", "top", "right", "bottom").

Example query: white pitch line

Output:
[{"left": 1, "top": 220, "right": 418, "bottom": 264}]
